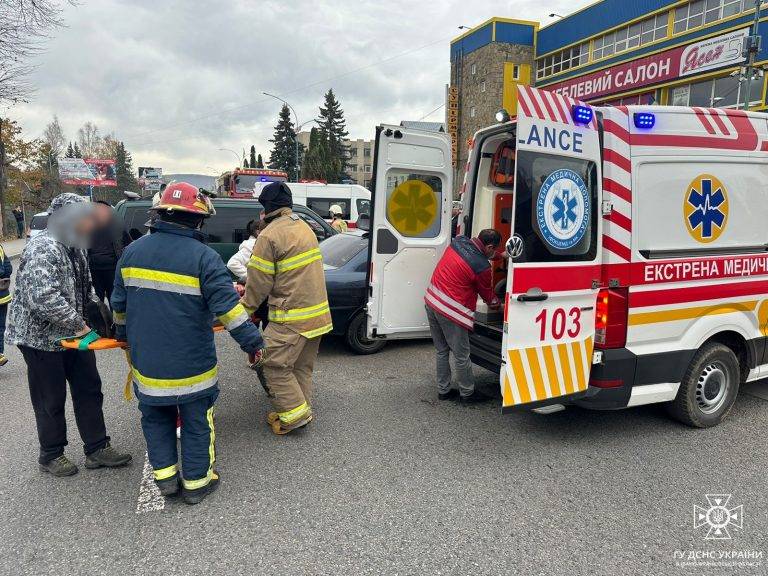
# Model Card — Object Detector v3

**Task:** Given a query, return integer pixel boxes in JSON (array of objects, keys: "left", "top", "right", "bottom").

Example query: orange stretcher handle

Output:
[{"left": 60, "top": 325, "right": 226, "bottom": 351}]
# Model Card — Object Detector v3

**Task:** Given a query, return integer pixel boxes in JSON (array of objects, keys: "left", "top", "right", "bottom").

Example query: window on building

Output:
[
  {"left": 592, "top": 14, "right": 667, "bottom": 61},
  {"left": 350, "top": 148, "right": 358, "bottom": 157},
  {"left": 363, "top": 148, "right": 371, "bottom": 157},
  {"left": 513, "top": 64, "right": 520, "bottom": 80},
  {"left": 481, "top": 80, "right": 486, "bottom": 92},
  {"left": 470, "top": 106, "right": 476, "bottom": 118},
  {"left": 351, "top": 164, "right": 359, "bottom": 172},
  {"left": 670, "top": 73, "right": 763, "bottom": 108},
  {"left": 364, "top": 164, "right": 371, "bottom": 173},
  {"left": 471, "top": 63, "right": 476, "bottom": 75},
  {"left": 535, "top": 42, "right": 589, "bottom": 80},
  {"left": 674, "top": 0, "right": 747, "bottom": 34}
]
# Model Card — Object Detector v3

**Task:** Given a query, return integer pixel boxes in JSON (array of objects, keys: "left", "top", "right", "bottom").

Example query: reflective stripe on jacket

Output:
[
  {"left": 242, "top": 208, "right": 332, "bottom": 338},
  {"left": 424, "top": 236, "right": 499, "bottom": 330},
  {"left": 111, "top": 221, "right": 263, "bottom": 404},
  {"left": 0, "top": 245, "right": 11, "bottom": 305}
]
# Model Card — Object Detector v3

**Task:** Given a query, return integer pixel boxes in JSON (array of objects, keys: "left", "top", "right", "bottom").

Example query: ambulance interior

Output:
[{"left": 466, "top": 131, "right": 517, "bottom": 333}]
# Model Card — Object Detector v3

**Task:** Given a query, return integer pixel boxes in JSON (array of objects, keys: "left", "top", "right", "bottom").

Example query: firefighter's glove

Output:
[
  {"left": 249, "top": 348, "right": 267, "bottom": 369},
  {"left": 77, "top": 330, "right": 101, "bottom": 350}
]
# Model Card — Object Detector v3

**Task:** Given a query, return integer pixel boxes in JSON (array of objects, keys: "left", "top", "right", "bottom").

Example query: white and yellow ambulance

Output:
[{"left": 365, "top": 85, "right": 768, "bottom": 428}]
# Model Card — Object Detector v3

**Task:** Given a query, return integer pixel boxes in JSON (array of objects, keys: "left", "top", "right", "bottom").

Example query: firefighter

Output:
[
  {"left": 111, "top": 182, "right": 264, "bottom": 505},
  {"left": 242, "top": 182, "right": 332, "bottom": 435},
  {"left": 424, "top": 229, "right": 502, "bottom": 404},
  {"left": 329, "top": 204, "right": 348, "bottom": 233}
]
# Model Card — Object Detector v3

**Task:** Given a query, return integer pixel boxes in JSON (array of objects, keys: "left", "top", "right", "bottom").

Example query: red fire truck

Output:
[{"left": 215, "top": 168, "right": 288, "bottom": 198}]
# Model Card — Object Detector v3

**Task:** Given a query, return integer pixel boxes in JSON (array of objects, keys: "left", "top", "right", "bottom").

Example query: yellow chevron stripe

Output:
[
  {"left": 502, "top": 373, "right": 514, "bottom": 407},
  {"left": 508, "top": 349, "right": 531, "bottom": 405},
  {"left": 571, "top": 340, "right": 587, "bottom": 392},
  {"left": 525, "top": 347, "right": 547, "bottom": 401},
  {"left": 557, "top": 343, "right": 574, "bottom": 395},
  {"left": 628, "top": 301, "right": 758, "bottom": 326},
  {"left": 542, "top": 345, "right": 563, "bottom": 397}
]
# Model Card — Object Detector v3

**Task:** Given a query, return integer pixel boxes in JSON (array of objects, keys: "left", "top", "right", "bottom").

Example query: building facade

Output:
[
  {"left": 449, "top": 1, "right": 768, "bottom": 193},
  {"left": 296, "top": 131, "right": 374, "bottom": 188}
]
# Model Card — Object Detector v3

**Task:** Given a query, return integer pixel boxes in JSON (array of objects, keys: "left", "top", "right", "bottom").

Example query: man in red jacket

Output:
[{"left": 424, "top": 229, "right": 502, "bottom": 404}]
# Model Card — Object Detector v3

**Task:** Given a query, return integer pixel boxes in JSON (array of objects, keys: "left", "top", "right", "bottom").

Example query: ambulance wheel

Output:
[
  {"left": 345, "top": 311, "right": 386, "bottom": 355},
  {"left": 667, "top": 342, "right": 740, "bottom": 428}
]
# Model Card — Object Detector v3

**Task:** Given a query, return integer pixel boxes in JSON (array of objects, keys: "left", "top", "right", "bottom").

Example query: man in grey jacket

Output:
[{"left": 7, "top": 193, "right": 132, "bottom": 477}]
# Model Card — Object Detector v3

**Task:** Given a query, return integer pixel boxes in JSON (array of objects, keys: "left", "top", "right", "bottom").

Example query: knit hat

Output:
[{"left": 258, "top": 182, "right": 292, "bottom": 215}]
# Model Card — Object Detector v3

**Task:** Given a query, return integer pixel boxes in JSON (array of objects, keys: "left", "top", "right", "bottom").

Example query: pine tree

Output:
[
  {"left": 65, "top": 142, "right": 74, "bottom": 158},
  {"left": 268, "top": 103, "right": 301, "bottom": 180},
  {"left": 72, "top": 142, "right": 82, "bottom": 158},
  {"left": 249, "top": 145, "right": 257, "bottom": 169},
  {"left": 301, "top": 127, "right": 333, "bottom": 182},
  {"left": 114, "top": 141, "right": 140, "bottom": 192},
  {"left": 243, "top": 157, "right": 249, "bottom": 168},
  {"left": 315, "top": 89, "right": 350, "bottom": 182},
  {"left": 256, "top": 153, "right": 264, "bottom": 168}
]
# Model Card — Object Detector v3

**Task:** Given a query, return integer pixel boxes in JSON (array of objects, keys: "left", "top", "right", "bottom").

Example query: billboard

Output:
[
  {"left": 58, "top": 158, "right": 117, "bottom": 187},
  {"left": 544, "top": 28, "right": 749, "bottom": 102},
  {"left": 138, "top": 166, "right": 163, "bottom": 192}
]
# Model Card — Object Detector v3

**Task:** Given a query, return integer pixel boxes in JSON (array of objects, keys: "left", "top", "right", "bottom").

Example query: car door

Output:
[
  {"left": 501, "top": 86, "right": 603, "bottom": 410},
  {"left": 366, "top": 125, "right": 453, "bottom": 339}
]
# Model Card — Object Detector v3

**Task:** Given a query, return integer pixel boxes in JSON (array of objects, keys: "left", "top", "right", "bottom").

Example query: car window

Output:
[
  {"left": 202, "top": 206, "right": 262, "bottom": 243},
  {"left": 29, "top": 214, "right": 49, "bottom": 230},
  {"left": 356, "top": 198, "right": 370, "bottom": 218},
  {"left": 319, "top": 233, "right": 368, "bottom": 269},
  {"left": 307, "top": 197, "right": 351, "bottom": 219}
]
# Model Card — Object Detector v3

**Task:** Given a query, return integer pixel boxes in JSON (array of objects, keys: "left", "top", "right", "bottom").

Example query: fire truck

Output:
[
  {"left": 215, "top": 168, "right": 288, "bottom": 198},
  {"left": 365, "top": 85, "right": 768, "bottom": 428}
]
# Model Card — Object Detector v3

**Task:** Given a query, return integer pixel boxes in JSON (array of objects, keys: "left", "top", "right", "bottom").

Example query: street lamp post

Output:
[
  {"left": 263, "top": 92, "right": 300, "bottom": 181},
  {"left": 742, "top": 0, "right": 763, "bottom": 110},
  {"left": 218, "top": 148, "right": 242, "bottom": 166}
]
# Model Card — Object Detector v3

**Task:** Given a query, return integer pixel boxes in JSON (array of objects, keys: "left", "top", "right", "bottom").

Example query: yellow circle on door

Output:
[
  {"left": 386, "top": 179, "right": 438, "bottom": 236},
  {"left": 683, "top": 174, "right": 729, "bottom": 244}
]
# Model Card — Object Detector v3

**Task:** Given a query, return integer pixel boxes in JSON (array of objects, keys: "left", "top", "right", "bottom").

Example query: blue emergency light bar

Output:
[
  {"left": 633, "top": 112, "right": 656, "bottom": 129},
  {"left": 571, "top": 105, "right": 593, "bottom": 125}
]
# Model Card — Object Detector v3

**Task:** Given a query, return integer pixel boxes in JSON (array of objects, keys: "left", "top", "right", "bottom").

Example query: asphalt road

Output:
[{"left": 1, "top": 333, "right": 767, "bottom": 576}]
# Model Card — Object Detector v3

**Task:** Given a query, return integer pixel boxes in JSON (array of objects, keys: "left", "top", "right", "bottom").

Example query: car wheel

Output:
[
  {"left": 345, "top": 311, "right": 386, "bottom": 355},
  {"left": 666, "top": 342, "right": 740, "bottom": 428}
]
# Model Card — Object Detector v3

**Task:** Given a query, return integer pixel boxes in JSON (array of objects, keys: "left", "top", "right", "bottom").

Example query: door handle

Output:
[{"left": 517, "top": 287, "right": 549, "bottom": 302}]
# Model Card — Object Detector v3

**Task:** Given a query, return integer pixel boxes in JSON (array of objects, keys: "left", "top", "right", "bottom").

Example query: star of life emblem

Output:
[
  {"left": 536, "top": 168, "right": 590, "bottom": 250},
  {"left": 693, "top": 494, "right": 743, "bottom": 540}
]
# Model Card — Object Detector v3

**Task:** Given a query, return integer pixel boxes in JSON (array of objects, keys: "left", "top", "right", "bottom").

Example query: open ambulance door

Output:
[
  {"left": 501, "top": 86, "right": 603, "bottom": 411},
  {"left": 366, "top": 125, "right": 453, "bottom": 340}
]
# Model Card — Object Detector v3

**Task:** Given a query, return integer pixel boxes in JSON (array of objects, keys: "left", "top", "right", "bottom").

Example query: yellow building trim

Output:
[{"left": 451, "top": 16, "right": 539, "bottom": 45}]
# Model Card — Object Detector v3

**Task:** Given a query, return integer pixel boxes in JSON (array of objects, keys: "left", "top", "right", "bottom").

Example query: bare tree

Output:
[
  {"left": 42, "top": 114, "right": 65, "bottom": 157},
  {"left": 0, "top": 1, "right": 76, "bottom": 104},
  {"left": 76, "top": 121, "right": 103, "bottom": 158}
]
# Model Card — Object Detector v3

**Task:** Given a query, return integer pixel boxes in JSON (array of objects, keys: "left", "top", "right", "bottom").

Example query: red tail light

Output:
[{"left": 594, "top": 287, "right": 628, "bottom": 349}]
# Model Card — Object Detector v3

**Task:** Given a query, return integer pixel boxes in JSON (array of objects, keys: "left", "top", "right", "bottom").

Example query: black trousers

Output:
[
  {"left": 19, "top": 346, "right": 110, "bottom": 464},
  {"left": 91, "top": 267, "right": 116, "bottom": 306}
]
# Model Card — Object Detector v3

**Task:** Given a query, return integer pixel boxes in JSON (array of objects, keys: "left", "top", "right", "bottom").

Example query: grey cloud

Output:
[{"left": 13, "top": 0, "right": 584, "bottom": 173}]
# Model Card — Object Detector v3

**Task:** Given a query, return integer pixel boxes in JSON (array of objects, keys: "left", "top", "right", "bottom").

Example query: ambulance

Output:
[{"left": 365, "top": 85, "right": 768, "bottom": 428}]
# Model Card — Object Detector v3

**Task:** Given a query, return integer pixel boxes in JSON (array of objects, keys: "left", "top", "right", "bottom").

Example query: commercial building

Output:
[
  {"left": 296, "top": 131, "right": 374, "bottom": 188},
  {"left": 449, "top": 1, "right": 768, "bottom": 192}
]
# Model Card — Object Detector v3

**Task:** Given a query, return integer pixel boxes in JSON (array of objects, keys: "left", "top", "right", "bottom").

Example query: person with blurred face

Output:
[
  {"left": 6, "top": 193, "right": 132, "bottom": 477},
  {"left": 88, "top": 201, "right": 124, "bottom": 307}
]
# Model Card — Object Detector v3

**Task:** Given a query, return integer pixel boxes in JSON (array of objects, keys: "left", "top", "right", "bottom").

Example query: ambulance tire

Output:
[
  {"left": 667, "top": 342, "right": 740, "bottom": 428},
  {"left": 345, "top": 311, "right": 386, "bottom": 355}
]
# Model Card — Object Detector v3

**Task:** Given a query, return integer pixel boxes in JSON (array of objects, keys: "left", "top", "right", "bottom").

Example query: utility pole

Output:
[{"left": 742, "top": 0, "right": 763, "bottom": 110}]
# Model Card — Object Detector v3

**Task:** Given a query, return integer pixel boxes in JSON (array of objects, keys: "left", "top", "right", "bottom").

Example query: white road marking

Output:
[{"left": 136, "top": 452, "right": 165, "bottom": 514}]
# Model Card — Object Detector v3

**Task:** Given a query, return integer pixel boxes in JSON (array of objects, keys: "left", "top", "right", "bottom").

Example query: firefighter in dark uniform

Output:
[{"left": 112, "top": 182, "right": 264, "bottom": 504}]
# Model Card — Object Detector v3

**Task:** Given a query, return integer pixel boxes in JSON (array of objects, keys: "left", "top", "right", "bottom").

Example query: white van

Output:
[
  {"left": 365, "top": 86, "right": 768, "bottom": 428},
  {"left": 252, "top": 182, "right": 371, "bottom": 226}
]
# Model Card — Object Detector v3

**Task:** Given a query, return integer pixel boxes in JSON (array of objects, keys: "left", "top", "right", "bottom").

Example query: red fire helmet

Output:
[{"left": 153, "top": 182, "right": 214, "bottom": 216}]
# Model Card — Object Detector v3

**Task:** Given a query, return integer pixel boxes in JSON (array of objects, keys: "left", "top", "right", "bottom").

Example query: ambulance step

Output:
[{"left": 469, "top": 326, "right": 503, "bottom": 373}]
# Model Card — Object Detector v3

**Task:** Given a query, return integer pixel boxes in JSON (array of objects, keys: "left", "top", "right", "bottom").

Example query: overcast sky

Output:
[{"left": 7, "top": 0, "right": 590, "bottom": 175}]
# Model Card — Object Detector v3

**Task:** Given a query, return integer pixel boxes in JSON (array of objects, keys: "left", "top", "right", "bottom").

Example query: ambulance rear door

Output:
[
  {"left": 366, "top": 125, "right": 453, "bottom": 340},
  {"left": 501, "top": 86, "right": 603, "bottom": 411}
]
